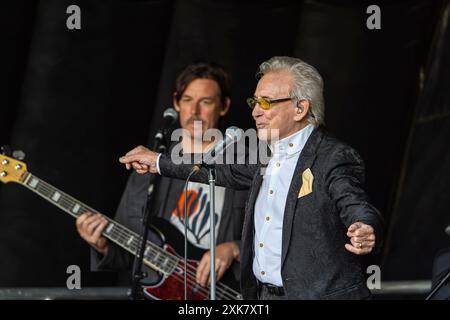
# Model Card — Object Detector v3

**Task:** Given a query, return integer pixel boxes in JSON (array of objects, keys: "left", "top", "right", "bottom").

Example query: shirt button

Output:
[
  {"left": 269, "top": 190, "right": 273, "bottom": 194},
  {"left": 259, "top": 243, "right": 264, "bottom": 248},
  {"left": 276, "top": 162, "right": 280, "bottom": 167},
  {"left": 266, "top": 216, "right": 270, "bottom": 221},
  {"left": 261, "top": 271, "right": 266, "bottom": 276},
  {"left": 289, "top": 143, "right": 294, "bottom": 148}
]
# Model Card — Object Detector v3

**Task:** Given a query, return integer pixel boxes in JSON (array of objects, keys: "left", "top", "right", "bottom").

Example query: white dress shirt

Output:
[{"left": 253, "top": 124, "right": 314, "bottom": 286}]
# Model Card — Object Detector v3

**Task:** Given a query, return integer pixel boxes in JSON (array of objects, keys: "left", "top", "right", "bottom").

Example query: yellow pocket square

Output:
[{"left": 298, "top": 168, "right": 314, "bottom": 198}]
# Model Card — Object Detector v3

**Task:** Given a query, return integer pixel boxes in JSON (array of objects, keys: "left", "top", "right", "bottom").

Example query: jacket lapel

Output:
[
  {"left": 281, "top": 128, "right": 323, "bottom": 267},
  {"left": 243, "top": 164, "right": 265, "bottom": 236},
  {"left": 241, "top": 163, "right": 265, "bottom": 290}
]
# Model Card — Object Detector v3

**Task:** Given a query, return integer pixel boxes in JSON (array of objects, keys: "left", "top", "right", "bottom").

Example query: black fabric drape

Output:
[
  {"left": 382, "top": 1, "right": 450, "bottom": 280},
  {"left": 0, "top": 0, "right": 172, "bottom": 286}
]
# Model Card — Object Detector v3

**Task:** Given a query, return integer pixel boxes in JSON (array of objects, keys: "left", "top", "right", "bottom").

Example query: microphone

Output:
[
  {"left": 154, "top": 108, "right": 178, "bottom": 152},
  {"left": 193, "top": 126, "right": 243, "bottom": 171},
  {"left": 155, "top": 108, "right": 178, "bottom": 140},
  {"left": 445, "top": 225, "right": 450, "bottom": 236}
]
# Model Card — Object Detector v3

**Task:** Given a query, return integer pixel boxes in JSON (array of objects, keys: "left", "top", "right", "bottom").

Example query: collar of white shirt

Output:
[{"left": 268, "top": 124, "right": 315, "bottom": 157}]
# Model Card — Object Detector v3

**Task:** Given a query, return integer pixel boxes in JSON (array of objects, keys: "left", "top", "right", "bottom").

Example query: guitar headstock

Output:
[{"left": 0, "top": 153, "right": 28, "bottom": 184}]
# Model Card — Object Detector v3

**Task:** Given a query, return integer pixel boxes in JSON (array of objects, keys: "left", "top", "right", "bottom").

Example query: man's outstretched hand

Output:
[
  {"left": 119, "top": 145, "right": 159, "bottom": 174},
  {"left": 345, "top": 222, "right": 376, "bottom": 255}
]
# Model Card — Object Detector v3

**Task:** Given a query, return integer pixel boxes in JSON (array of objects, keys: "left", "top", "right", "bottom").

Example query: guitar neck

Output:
[{"left": 21, "top": 172, "right": 178, "bottom": 275}]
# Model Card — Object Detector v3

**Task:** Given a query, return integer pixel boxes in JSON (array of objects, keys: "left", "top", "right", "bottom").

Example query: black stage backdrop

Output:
[
  {"left": 382, "top": 0, "right": 450, "bottom": 280},
  {"left": 0, "top": 0, "right": 447, "bottom": 287}
]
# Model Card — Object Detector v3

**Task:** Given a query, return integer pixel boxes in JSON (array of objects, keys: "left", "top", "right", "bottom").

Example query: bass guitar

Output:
[{"left": 0, "top": 153, "right": 242, "bottom": 300}]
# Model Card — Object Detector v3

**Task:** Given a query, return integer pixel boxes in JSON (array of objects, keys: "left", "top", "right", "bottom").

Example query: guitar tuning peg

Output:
[
  {"left": 1, "top": 145, "right": 12, "bottom": 156},
  {"left": 12, "top": 150, "right": 26, "bottom": 160}
]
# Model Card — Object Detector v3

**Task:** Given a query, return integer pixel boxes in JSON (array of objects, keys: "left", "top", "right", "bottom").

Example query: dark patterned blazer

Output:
[{"left": 159, "top": 127, "right": 384, "bottom": 299}]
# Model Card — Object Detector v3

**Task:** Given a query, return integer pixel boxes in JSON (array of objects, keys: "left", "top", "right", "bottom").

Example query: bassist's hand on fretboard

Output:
[{"left": 76, "top": 211, "right": 109, "bottom": 255}]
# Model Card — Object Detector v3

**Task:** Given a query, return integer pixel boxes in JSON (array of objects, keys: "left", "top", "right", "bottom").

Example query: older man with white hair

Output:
[{"left": 119, "top": 56, "right": 383, "bottom": 300}]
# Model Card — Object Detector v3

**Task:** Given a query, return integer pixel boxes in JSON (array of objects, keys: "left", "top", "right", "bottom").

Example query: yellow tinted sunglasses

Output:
[{"left": 246, "top": 97, "right": 294, "bottom": 110}]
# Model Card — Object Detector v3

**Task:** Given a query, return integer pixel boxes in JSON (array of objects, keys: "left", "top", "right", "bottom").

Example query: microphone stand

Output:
[
  {"left": 129, "top": 130, "right": 166, "bottom": 300},
  {"left": 426, "top": 269, "right": 450, "bottom": 300},
  {"left": 190, "top": 161, "right": 217, "bottom": 300},
  {"left": 207, "top": 164, "right": 217, "bottom": 300},
  {"left": 426, "top": 227, "right": 450, "bottom": 300},
  {"left": 201, "top": 128, "right": 241, "bottom": 300}
]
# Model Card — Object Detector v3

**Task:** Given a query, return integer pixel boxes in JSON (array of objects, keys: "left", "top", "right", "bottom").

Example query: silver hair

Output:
[{"left": 257, "top": 56, "right": 325, "bottom": 127}]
